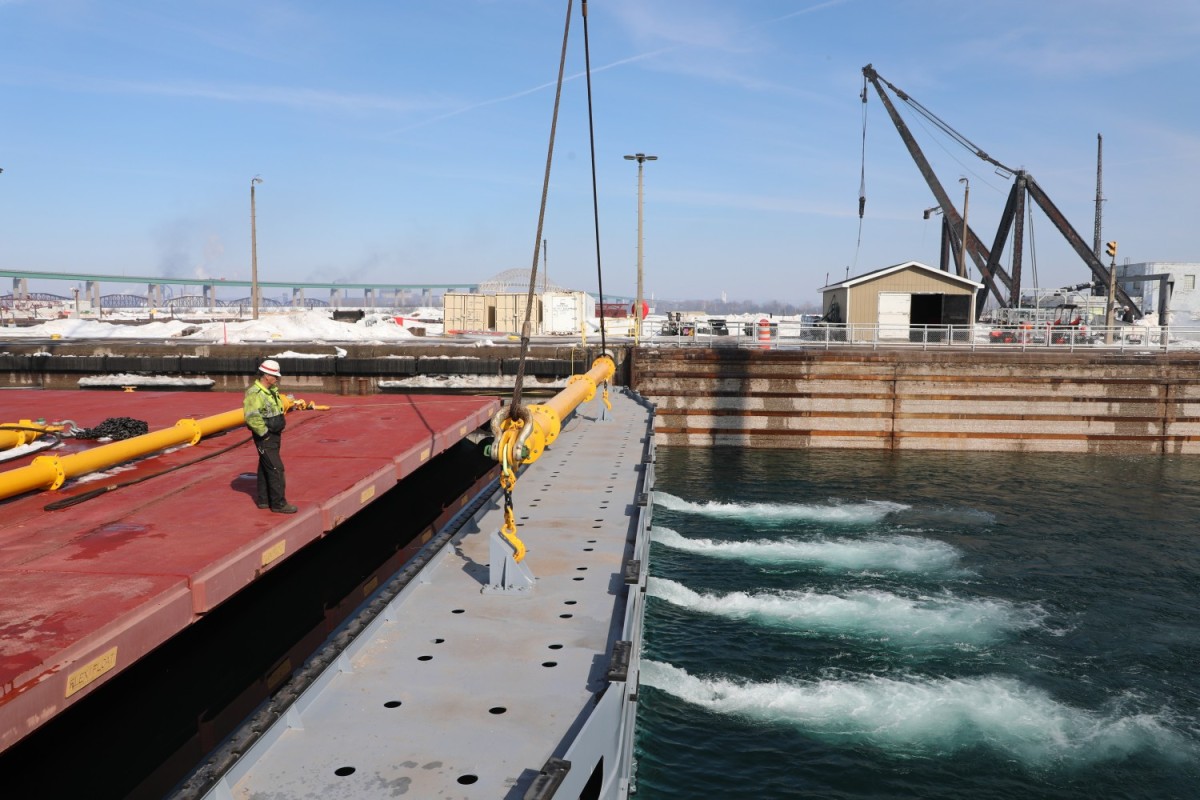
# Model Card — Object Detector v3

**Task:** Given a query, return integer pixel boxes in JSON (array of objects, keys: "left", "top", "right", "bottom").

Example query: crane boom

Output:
[
  {"left": 862, "top": 64, "right": 1011, "bottom": 310},
  {"left": 862, "top": 64, "right": 1140, "bottom": 318}
]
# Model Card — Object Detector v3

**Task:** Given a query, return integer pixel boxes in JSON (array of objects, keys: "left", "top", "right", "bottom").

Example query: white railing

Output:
[{"left": 645, "top": 322, "right": 1199, "bottom": 352}]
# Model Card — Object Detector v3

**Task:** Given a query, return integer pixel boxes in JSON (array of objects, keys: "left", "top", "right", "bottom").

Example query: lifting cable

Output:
[
  {"left": 496, "top": 0, "right": 576, "bottom": 553},
  {"left": 878, "top": 73, "right": 1014, "bottom": 177},
  {"left": 508, "top": 0, "right": 574, "bottom": 421},
  {"left": 581, "top": 0, "right": 608, "bottom": 357},
  {"left": 1027, "top": 202, "right": 1039, "bottom": 290},
  {"left": 854, "top": 74, "right": 869, "bottom": 269}
]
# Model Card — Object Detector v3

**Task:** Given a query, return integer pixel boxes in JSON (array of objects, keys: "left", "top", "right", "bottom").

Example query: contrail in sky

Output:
[{"left": 388, "top": 0, "right": 851, "bottom": 136}]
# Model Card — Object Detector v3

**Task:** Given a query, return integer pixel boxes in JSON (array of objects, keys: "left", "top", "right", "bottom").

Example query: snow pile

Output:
[
  {"left": 380, "top": 375, "right": 567, "bottom": 390},
  {"left": 184, "top": 312, "right": 416, "bottom": 343},
  {"left": 0, "top": 311, "right": 419, "bottom": 343},
  {"left": 270, "top": 348, "right": 346, "bottom": 359},
  {"left": 0, "top": 318, "right": 197, "bottom": 339},
  {"left": 77, "top": 374, "right": 215, "bottom": 387}
]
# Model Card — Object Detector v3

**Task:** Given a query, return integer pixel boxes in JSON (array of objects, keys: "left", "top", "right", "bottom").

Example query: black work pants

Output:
[{"left": 255, "top": 434, "right": 287, "bottom": 508}]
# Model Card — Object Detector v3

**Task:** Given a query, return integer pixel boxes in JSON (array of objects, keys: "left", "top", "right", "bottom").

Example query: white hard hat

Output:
[{"left": 259, "top": 359, "right": 281, "bottom": 377}]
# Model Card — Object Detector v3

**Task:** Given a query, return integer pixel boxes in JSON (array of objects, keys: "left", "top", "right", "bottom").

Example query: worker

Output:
[
  {"left": 243, "top": 359, "right": 297, "bottom": 514},
  {"left": 1122, "top": 306, "right": 1134, "bottom": 324}
]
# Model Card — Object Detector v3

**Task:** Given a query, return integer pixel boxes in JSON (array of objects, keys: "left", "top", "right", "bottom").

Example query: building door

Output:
[{"left": 877, "top": 292, "right": 911, "bottom": 338}]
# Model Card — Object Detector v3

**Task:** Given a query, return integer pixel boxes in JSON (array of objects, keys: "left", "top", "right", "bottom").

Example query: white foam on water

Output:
[
  {"left": 651, "top": 526, "right": 961, "bottom": 574},
  {"left": 654, "top": 491, "right": 908, "bottom": 525},
  {"left": 648, "top": 577, "right": 1042, "bottom": 645},
  {"left": 641, "top": 660, "right": 1193, "bottom": 767}
]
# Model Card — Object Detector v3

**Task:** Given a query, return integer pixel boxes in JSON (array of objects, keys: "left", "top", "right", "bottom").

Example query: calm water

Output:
[{"left": 634, "top": 448, "right": 1200, "bottom": 799}]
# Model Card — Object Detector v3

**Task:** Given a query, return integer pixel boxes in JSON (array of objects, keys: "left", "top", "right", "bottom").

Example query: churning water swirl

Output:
[
  {"left": 651, "top": 525, "right": 963, "bottom": 574},
  {"left": 636, "top": 448, "right": 1200, "bottom": 798},
  {"left": 640, "top": 659, "right": 1195, "bottom": 768},
  {"left": 648, "top": 576, "right": 1045, "bottom": 646}
]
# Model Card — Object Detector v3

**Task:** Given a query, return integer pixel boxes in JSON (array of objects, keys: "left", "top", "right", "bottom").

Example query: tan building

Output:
[{"left": 819, "top": 260, "right": 982, "bottom": 339}]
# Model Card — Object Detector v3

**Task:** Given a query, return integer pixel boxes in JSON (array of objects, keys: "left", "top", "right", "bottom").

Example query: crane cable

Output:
[
  {"left": 581, "top": 0, "right": 609, "bottom": 360},
  {"left": 496, "top": 0, "right": 575, "bottom": 555},
  {"left": 878, "top": 73, "right": 1014, "bottom": 177},
  {"left": 508, "top": 0, "right": 573, "bottom": 422},
  {"left": 1027, "top": 201, "right": 1039, "bottom": 291},
  {"left": 854, "top": 74, "right": 868, "bottom": 269}
]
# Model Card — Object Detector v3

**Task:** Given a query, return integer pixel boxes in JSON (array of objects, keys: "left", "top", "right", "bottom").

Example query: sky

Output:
[{"left": 1, "top": 0, "right": 1198, "bottom": 306}]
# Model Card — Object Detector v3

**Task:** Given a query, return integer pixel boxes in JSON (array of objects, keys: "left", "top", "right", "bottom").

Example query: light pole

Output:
[
  {"left": 250, "top": 176, "right": 263, "bottom": 320},
  {"left": 957, "top": 177, "right": 970, "bottom": 279},
  {"left": 624, "top": 153, "right": 657, "bottom": 345}
]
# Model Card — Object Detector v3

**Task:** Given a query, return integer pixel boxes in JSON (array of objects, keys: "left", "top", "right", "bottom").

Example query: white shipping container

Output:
[{"left": 541, "top": 290, "right": 595, "bottom": 335}]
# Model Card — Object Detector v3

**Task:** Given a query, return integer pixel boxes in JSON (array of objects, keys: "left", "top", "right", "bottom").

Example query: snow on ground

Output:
[
  {"left": 0, "top": 439, "right": 56, "bottom": 462},
  {"left": 77, "top": 374, "right": 215, "bottom": 387},
  {"left": 0, "top": 318, "right": 198, "bottom": 339},
  {"left": 379, "top": 375, "right": 568, "bottom": 390},
  {"left": 3, "top": 308, "right": 1198, "bottom": 350},
  {"left": 0, "top": 311, "right": 425, "bottom": 343}
]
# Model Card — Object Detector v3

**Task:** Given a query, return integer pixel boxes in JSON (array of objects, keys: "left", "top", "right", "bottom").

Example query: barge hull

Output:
[{"left": 0, "top": 390, "right": 499, "bottom": 752}]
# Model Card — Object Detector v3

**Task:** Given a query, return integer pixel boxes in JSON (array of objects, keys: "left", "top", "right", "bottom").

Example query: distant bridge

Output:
[{"left": 0, "top": 269, "right": 479, "bottom": 309}]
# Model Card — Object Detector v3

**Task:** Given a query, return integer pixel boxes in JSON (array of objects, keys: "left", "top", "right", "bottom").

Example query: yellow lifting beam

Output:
[
  {"left": 492, "top": 356, "right": 615, "bottom": 563},
  {"left": 0, "top": 396, "right": 325, "bottom": 504},
  {"left": 0, "top": 420, "right": 66, "bottom": 451}
]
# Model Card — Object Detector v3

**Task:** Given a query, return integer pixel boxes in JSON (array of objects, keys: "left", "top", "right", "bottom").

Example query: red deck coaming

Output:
[{"left": 0, "top": 390, "right": 499, "bottom": 753}]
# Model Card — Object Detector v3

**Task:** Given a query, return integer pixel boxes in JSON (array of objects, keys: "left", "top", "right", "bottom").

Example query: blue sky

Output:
[{"left": 1, "top": 0, "right": 1197, "bottom": 306}]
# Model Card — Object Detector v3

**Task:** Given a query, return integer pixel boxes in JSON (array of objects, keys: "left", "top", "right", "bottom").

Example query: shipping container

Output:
[
  {"left": 442, "top": 292, "right": 495, "bottom": 332},
  {"left": 493, "top": 293, "right": 540, "bottom": 335},
  {"left": 542, "top": 291, "right": 595, "bottom": 335}
]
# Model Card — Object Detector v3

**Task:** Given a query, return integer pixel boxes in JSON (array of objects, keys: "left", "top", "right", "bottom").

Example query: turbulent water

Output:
[{"left": 634, "top": 448, "right": 1200, "bottom": 799}]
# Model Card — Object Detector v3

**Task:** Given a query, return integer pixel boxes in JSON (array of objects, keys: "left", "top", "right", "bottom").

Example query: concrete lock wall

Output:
[{"left": 632, "top": 348, "right": 1200, "bottom": 454}]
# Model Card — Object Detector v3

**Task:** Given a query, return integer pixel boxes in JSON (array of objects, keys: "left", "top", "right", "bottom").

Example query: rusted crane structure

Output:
[{"left": 861, "top": 64, "right": 1140, "bottom": 318}]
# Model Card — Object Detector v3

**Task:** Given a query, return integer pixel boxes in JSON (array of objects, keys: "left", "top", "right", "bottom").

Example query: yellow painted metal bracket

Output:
[{"left": 0, "top": 420, "right": 65, "bottom": 451}]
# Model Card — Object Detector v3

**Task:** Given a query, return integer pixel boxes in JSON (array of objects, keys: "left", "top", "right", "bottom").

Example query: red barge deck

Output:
[{"left": 0, "top": 390, "right": 499, "bottom": 753}]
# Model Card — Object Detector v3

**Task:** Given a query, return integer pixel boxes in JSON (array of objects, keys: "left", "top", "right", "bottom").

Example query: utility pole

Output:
[
  {"left": 1093, "top": 134, "right": 1104, "bottom": 260},
  {"left": 624, "top": 153, "right": 657, "bottom": 345},
  {"left": 542, "top": 239, "right": 548, "bottom": 292},
  {"left": 250, "top": 176, "right": 263, "bottom": 320},
  {"left": 1104, "top": 240, "right": 1118, "bottom": 343}
]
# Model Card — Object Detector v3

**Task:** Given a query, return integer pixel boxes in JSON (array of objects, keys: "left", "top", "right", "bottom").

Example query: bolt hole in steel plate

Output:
[
  {"left": 384, "top": 701, "right": 402, "bottom": 708},
  {"left": 334, "top": 767, "right": 355, "bottom": 777},
  {"left": 458, "top": 775, "right": 479, "bottom": 785},
  {"left": 489, "top": 707, "right": 507, "bottom": 715}
]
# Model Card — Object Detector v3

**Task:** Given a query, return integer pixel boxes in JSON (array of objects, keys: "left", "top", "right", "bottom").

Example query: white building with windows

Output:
[{"left": 1119, "top": 262, "right": 1200, "bottom": 323}]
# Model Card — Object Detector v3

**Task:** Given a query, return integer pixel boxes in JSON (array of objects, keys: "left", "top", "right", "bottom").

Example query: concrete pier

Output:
[{"left": 633, "top": 348, "right": 1200, "bottom": 454}]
